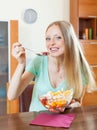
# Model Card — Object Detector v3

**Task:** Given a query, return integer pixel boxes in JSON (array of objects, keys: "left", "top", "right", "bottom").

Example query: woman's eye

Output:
[
  {"left": 46, "top": 37, "right": 51, "bottom": 41},
  {"left": 56, "top": 36, "right": 62, "bottom": 39}
]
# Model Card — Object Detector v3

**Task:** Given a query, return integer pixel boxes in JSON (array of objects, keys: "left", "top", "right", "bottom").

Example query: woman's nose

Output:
[{"left": 50, "top": 38, "right": 55, "bottom": 45}]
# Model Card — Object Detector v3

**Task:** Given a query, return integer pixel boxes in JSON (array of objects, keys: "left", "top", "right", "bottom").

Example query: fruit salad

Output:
[{"left": 39, "top": 89, "right": 73, "bottom": 110}]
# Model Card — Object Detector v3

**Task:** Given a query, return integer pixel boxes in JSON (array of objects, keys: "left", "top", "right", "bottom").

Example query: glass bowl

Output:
[{"left": 39, "top": 89, "right": 73, "bottom": 110}]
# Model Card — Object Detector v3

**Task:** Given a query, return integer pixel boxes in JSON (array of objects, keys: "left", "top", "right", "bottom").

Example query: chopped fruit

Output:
[
  {"left": 40, "top": 97, "right": 48, "bottom": 106},
  {"left": 39, "top": 89, "right": 73, "bottom": 110},
  {"left": 63, "top": 90, "right": 71, "bottom": 96}
]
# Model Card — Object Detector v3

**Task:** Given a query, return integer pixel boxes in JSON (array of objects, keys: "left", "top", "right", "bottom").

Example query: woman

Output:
[{"left": 8, "top": 21, "right": 97, "bottom": 112}]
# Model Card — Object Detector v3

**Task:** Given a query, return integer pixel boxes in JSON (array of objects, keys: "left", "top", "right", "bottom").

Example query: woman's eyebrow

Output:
[{"left": 46, "top": 33, "right": 62, "bottom": 38}]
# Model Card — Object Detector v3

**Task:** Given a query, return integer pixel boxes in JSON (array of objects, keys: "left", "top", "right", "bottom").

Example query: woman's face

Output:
[{"left": 45, "top": 25, "right": 65, "bottom": 57}]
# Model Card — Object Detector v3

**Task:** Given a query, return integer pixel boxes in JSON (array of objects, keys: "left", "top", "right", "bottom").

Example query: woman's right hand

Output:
[{"left": 12, "top": 42, "right": 26, "bottom": 64}]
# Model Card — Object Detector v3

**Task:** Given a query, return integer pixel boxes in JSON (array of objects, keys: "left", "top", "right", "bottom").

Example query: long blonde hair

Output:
[{"left": 46, "top": 21, "right": 97, "bottom": 99}]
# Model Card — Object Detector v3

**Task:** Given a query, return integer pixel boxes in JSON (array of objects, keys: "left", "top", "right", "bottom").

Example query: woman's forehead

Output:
[{"left": 46, "top": 25, "right": 62, "bottom": 36}]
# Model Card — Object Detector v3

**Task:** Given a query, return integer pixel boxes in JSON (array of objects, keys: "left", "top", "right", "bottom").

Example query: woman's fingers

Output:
[
  {"left": 12, "top": 46, "right": 25, "bottom": 58},
  {"left": 48, "top": 107, "right": 65, "bottom": 113},
  {"left": 48, "top": 108, "right": 58, "bottom": 113},
  {"left": 57, "top": 107, "right": 65, "bottom": 112},
  {"left": 69, "top": 102, "right": 81, "bottom": 108},
  {"left": 12, "top": 42, "right": 26, "bottom": 64}
]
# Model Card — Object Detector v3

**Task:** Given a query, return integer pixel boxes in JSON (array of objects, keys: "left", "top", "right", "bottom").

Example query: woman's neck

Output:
[{"left": 48, "top": 55, "right": 65, "bottom": 70}]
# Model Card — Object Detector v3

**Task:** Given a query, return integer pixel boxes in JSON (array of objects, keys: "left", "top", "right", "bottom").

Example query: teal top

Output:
[{"left": 25, "top": 56, "right": 87, "bottom": 112}]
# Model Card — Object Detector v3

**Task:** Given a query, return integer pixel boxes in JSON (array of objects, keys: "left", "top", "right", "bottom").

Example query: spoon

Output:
[{"left": 24, "top": 47, "right": 48, "bottom": 56}]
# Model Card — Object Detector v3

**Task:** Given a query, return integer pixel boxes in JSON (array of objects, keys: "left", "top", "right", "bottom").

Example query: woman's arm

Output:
[
  {"left": 7, "top": 63, "right": 34, "bottom": 100},
  {"left": 69, "top": 87, "right": 86, "bottom": 108},
  {"left": 7, "top": 42, "right": 34, "bottom": 100}
]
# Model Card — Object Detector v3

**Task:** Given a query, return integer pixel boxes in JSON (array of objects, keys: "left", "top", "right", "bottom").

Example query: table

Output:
[{"left": 0, "top": 105, "right": 97, "bottom": 130}]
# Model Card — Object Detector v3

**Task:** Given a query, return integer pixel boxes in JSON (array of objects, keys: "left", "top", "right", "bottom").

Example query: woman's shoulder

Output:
[
  {"left": 29, "top": 56, "right": 47, "bottom": 66},
  {"left": 34, "top": 55, "right": 48, "bottom": 63}
]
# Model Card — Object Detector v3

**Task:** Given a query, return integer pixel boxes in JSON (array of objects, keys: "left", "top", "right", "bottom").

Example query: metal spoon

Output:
[{"left": 24, "top": 47, "right": 48, "bottom": 56}]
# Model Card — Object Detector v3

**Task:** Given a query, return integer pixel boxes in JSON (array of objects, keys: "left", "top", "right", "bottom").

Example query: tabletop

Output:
[{"left": 0, "top": 105, "right": 97, "bottom": 130}]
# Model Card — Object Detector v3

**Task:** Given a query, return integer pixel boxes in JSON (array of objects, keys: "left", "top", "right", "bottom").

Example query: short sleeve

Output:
[{"left": 25, "top": 56, "right": 42, "bottom": 76}]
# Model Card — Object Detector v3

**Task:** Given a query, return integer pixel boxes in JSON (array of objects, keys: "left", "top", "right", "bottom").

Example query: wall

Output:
[{"left": 0, "top": 0, "right": 70, "bottom": 61}]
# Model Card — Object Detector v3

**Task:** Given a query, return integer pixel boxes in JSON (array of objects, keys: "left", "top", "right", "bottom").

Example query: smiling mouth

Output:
[{"left": 50, "top": 47, "right": 59, "bottom": 52}]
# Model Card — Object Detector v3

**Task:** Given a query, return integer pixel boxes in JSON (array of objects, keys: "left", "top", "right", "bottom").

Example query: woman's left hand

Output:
[
  {"left": 48, "top": 99, "right": 81, "bottom": 113},
  {"left": 48, "top": 107, "right": 65, "bottom": 113},
  {"left": 67, "top": 99, "right": 81, "bottom": 108}
]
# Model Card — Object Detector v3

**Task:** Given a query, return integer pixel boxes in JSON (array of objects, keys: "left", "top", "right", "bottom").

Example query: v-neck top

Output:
[{"left": 25, "top": 56, "right": 87, "bottom": 112}]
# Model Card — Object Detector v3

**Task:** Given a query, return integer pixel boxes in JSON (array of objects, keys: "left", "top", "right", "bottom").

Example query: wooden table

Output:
[{"left": 0, "top": 105, "right": 97, "bottom": 130}]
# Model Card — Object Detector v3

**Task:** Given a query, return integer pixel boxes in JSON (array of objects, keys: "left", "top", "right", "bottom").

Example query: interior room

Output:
[{"left": 0, "top": 0, "right": 97, "bottom": 129}]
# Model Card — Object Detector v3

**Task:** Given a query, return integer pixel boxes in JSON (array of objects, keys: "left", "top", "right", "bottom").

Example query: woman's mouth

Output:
[{"left": 50, "top": 47, "right": 59, "bottom": 53}]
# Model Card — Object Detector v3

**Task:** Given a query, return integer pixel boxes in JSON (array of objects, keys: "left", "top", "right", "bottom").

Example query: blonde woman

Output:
[{"left": 8, "top": 21, "right": 97, "bottom": 112}]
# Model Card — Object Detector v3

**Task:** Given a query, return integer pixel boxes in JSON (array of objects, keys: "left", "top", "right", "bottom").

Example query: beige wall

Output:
[{"left": 0, "top": 0, "right": 70, "bottom": 60}]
